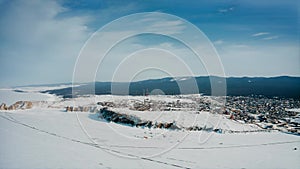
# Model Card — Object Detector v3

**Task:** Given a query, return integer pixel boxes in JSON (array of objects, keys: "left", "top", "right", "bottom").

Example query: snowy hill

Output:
[{"left": 0, "top": 86, "right": 299, "bottom": 169}]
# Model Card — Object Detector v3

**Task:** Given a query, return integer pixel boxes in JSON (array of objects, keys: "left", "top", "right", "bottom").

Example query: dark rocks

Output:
[
  {"left": 156, "top": 122, "right": 163, "bottom": 128},
  {"left": 112, "top": 116, "right": 135, "bottom": 126},
  {"left": 98, "top": 108, "right": 181, "bottom": 130},
  {"left": 136, "top": 121, "right": 152, "bottom": 128},
  {"left": 152, "top": 122, "right": 180, "bottom": 130},
  {"left": 99, "top": 108, "right": 141, "bottom": 126},
  {"left": 66, "top": 106, "right": 73, "bottom": 112},
  {"left": 97, "top": 102, "right": 114, "bottom": 107},
  {"left": 213, "top": 128, "right": 223, "bottom": 133},
  {"left": 186, "top": 126, "right": 202, "bottom": 131}
]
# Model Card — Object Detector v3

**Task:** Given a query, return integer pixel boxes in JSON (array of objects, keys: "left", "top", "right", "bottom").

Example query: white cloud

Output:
[
  {"left": 263, "top": 36, "right": 279, "bottom": 40},
  {"left": 213, "top": 40, "right": 224, "bottom": 45},
  {"left": 0, "top": 0, "right": 91, "bottom": 86},
  {"left": 230, "top": 44, "right": 249, "bottom": 48},
  {"left": 252, "top": 32, "right": 270, "bottom": 37},
  {"left": 145, "top": 19, "right": 186, "bottom": 35}
]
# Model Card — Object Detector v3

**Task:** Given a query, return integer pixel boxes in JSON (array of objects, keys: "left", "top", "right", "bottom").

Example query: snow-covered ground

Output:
[
  {"left": 0, "top": 84, "right": 80, "bottom": 105},
  {"left": 0, "top": 86, "right": 299, "bottom": 169},
  {"left": 286, "top": 108, "right": 300, "bottom": 113},
  {"left": 0, "top": 89, "right": 59, "bottom": 105}
]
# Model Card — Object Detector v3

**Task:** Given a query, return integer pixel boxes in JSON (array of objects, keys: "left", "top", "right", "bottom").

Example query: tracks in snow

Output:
[
  {"left": 0, "top": 112, "right": 191, "bottom": 169},
  {"left": 1, "top": 112, "right": 299, "bottom": 168}
]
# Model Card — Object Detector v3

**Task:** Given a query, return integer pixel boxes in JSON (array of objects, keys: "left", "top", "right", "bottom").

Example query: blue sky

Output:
[{"left": 0, "top": 0, "right": 299, "bottom": 87}]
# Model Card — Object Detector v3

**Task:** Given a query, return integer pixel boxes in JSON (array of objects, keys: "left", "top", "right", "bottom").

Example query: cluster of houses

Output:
[
  {"left": 130, "top": 98, "right": 197, "bottom": 111},
  {"left": 223, "top": 96, "right": 300, "bottom": 134}
]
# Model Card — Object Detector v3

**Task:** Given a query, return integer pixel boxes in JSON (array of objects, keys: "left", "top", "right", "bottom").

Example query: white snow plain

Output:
[
  {"left": 0, "top": 89, "right": 58, "bottom": 105},
  {"left": 0, "top": 87, "right": 299, "bottom": 169}
]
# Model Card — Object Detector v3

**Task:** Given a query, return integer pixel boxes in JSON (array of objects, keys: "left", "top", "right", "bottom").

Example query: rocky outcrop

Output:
[
  {"left": 0, "top": 101, "right": 33, "bottom": 110},
  {"left": 65, "top": 106, "right": 97, "bottom": 112},
  {"left": 153, "top": 122, "right": 180, "bottom": 130},
  {"left": 98, "top": 108, "right": 181, "bottom": 130},
  {"left": 97, "top": 102, "right": 114, "bottom": 107},
  {"left": 0, "top": 103, "right": 8, "bottom": 110},
  {"left": 10, "top": 101, "right": 33, "bottom": 110},
  {"left": 97, "top": 108, "right": 227, "bottom": 132},
  {"left": 99, "top": 108, "right": 141, "bottom": 126}
]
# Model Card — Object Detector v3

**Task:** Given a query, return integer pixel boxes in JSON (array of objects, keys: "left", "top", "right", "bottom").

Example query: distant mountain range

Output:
[{"left": 43, "top": 76, "right": 300, "bottom": 99}]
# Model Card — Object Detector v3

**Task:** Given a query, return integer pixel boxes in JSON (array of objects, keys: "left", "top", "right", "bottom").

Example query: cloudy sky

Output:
[{"left": 0, "top": 0, "right": 299, "bottom": 87}]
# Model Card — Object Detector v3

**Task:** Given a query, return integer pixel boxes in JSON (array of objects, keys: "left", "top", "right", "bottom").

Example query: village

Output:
[
  {"left": 61, "top": 95, "right": 300, "bottom": 135},
  {"left": 223, "top": 96, "right": 300, "bottom": 134}
]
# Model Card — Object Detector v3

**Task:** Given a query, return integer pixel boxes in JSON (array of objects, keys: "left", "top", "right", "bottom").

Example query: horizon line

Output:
[{"left": 10, "top": 75, "right": 300, "bottom": 88}]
